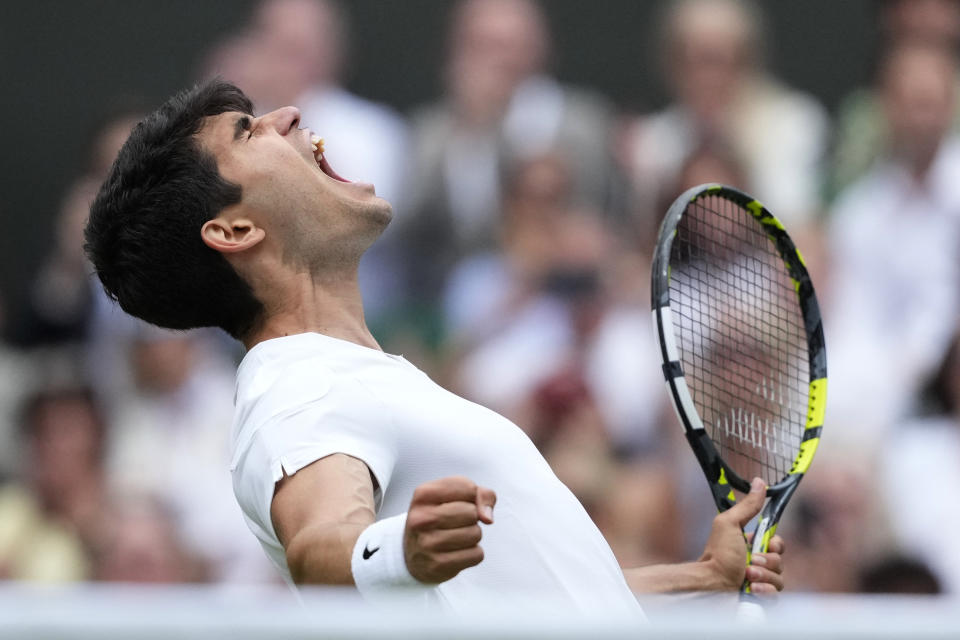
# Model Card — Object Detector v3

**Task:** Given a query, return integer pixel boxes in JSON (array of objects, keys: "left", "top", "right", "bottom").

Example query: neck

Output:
[
  {"left": 243, "top": 266, "right": 380, "bottom": 352},
  {"left": 896, "top": 138, "right": 941, "bottom": 182},
  {"left": 909, "top": 150, "right": 937, "bottom": 182}
]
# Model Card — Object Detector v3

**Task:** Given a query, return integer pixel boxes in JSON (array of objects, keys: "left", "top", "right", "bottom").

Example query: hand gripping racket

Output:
[{"left": 651, "top": 184, "right": 826, "bottom": 618}]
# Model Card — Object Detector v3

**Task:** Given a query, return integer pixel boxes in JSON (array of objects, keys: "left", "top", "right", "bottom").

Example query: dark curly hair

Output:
[{"left": 85, "top": 80, "right": 264, "bottom": 340}]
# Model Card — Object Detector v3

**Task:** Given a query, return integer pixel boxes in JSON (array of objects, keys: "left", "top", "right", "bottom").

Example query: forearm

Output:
[
  {"left": 285, "top": 521, "right": 367, "bottom": 585},
  {"left": 623, "top": 560, "right": 729, "bottom": 594}
]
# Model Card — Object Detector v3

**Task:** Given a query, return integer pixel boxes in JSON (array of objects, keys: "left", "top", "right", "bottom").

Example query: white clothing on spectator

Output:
[
  {"left": 106, "top": 335, "right": 275, "bottom": 584},
  {"left": 626, "top": 77, "right": 829, "bottom": 228},
  {"left": 826, "top": 138, "right": 960, "bottom": 445},
  {"left": 881, "top": 416, "right": 960, "bottom": 594}
]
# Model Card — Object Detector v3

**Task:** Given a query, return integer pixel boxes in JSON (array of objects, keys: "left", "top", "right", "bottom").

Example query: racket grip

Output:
[{"left": 736, "top": 594, "right": 766, "bottom": 624}]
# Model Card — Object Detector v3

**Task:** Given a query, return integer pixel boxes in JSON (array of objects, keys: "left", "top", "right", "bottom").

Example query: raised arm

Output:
[{"left": 623, "top": 478, "right": 785, "bottom": 594}]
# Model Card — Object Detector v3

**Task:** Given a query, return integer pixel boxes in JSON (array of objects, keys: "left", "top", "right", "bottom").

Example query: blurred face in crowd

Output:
[
  {"left": 250, "top": 0, "right": 344, "bottom": 110},
  {"left": 203, "top": 33, "right": 279, "bottom": 113},
  {"left": 881, "top": 43, "right": 957, "bottom": 171},
  {"left": 447, "top": 0, "right": 548, "bottom": 125},
  {"left": 675, "top": 146, "right": 747, "bottom": 193},
  {"left": 96, "top": 500, "right": 194, "bottom": 583},
  {"left": 501, "top": 154, "right": 573, "bottom": 277},
  {"left": 505, "top": 154, "right": 572, "bottom": 228},
  {"left": 196, "top": 105, "right": 392, "bottom": 282},
  {"left": 27, "top": 394, "right": 103, "bottom": 513},
  {"left": 132, "top": 333, "right": 196, "bottom": 394},
  {"left": 883, "top": 0, "right": 960, "bottom": 47},
  {"left": 666, "top": 0, "right": 758, "bottom": 123}
]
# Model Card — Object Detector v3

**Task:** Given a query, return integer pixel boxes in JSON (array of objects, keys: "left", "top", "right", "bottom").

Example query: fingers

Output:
[
  {"left": 412, "top": 476, "right": 488, "bottom": 506},
  {"left": 427, "top": 546, "right": 485, "bottom": 581},
  {"left": 406, "top": 542, "right": 485, "bottom": 583},
  {"left": 745, "top": 532, "right": 783, "bottom": 555},
  {"left": 408, "top": 478, "right": 497, "bottom": 529},
  {"left": 418, "top": 524, "right": 483, "bottom": 553},
  {"left": 749, "top": 581, "right": 779, "bottom": 595},
  {"left": 767, "top": 535, "right": 785, "bottom": 555},
  {"left": 748, "top": 536, "right": 784, "bottom": 593},
  {"left": 723, "top": 478, "right": 767, "bottom": 528},
  {"left": 408, "top": 501, "right": 483, "bottom": 531},
  {"left": 476, "top": 486, "right": 497, "bottom": 524},
  {"left": 405, "top": 477, "right": 496, "bottom": 583},
  {"left": 750, "top": 551, "right": 781, "bottom": 575},
  {"left": 746, "top": 564, "right": 784, "bottom": 592}
]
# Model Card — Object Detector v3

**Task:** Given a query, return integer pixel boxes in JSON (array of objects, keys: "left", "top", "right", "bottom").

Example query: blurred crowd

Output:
[{"left": 1, "top": 0, "right": 959, "bottom": 596}]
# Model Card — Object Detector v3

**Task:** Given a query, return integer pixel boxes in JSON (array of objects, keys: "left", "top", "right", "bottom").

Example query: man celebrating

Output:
[{"left": 85, "top": 81, "right": 783, "bottom": 613}]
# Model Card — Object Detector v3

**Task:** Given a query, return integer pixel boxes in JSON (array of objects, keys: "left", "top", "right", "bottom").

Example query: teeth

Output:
[{"left": 310, "top": 134, "right": 325, "bottom": 164}]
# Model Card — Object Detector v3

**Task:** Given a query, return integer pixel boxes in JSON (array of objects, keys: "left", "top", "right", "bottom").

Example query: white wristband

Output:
[{"left": 351, "top": 513, "right": 425, "bottom": 597}]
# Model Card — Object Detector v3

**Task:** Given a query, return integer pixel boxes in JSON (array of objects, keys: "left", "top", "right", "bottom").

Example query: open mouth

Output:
[{"left": 311, "top": 134, "right": 351, "bottom": 183}]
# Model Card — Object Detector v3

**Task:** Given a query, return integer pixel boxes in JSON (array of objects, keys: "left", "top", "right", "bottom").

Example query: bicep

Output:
[{"left": 270, "top": 453, "right": 378, "bottom": 584}]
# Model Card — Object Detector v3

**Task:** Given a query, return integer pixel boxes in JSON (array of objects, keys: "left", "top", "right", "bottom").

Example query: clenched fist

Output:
[{"left": 404, "top": 476, "right": 497, "bottom": 583}]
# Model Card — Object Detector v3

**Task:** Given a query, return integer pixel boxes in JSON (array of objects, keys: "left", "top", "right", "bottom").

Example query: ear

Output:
[{"left": 201, "top": 217, "right": 265, "bottom": 254}]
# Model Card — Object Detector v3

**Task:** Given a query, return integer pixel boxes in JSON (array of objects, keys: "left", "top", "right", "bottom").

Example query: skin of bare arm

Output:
[
  {"left": 270, "top": 457, "right": 498, "bottom": 586},
  {"left": 623, "top": 478, "right": 785, "bottom": 594},
  {"left": 271, "top": 453, "right": 376, "bottom": 585}
]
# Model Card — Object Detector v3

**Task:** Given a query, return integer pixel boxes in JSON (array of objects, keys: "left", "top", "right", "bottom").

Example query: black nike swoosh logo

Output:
[{"left": 362, "top": 545, "right": 380, "bottom": 560}]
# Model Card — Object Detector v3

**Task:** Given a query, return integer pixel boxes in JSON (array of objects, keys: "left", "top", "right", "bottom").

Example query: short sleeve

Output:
[
  {"left": 263, "top": 374, "right": 397, "bottom": 494},
  {"left": 230, "top": 353, "right": 397, "bottom": 569}
]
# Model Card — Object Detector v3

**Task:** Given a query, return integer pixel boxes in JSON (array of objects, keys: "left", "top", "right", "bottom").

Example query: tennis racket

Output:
[{"left": 651, "top": 184, "right": 826, "bottom": 618}]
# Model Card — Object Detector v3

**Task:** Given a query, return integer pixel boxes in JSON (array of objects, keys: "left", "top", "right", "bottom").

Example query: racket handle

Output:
[{"left": 736, "top": 593, "right": 766, "bottom": 624}]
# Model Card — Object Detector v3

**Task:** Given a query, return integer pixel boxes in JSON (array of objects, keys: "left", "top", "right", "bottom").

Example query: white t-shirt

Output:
[{"left": 230, "top": 332, "right": 642, "bottom": 615}]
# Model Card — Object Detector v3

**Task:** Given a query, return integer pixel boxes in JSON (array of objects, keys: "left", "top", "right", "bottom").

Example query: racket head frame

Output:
[{"left": 651, "top": 183, "right": 827, "bottom": 549}]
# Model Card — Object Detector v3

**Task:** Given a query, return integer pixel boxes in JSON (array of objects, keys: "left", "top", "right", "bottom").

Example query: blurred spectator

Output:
[
  {"left": 825, "top": 41, "right": 960, "bottom": 445},
  {"left": 11, "top": 178, "right": 100, "bottom": 347},
  {"left": 448, "top": 154, "right": 665, "bottom": 456},
  {"left": 775, "top": 460, "right": 885, "bottom": 592},
  {"left": 5, "top": 106, "right": 152, "bottom": 416},
  {"left": 880, "top": 330, "right": 960, "bottom": 594},
  {"left": 858, "top": 555, "right": 942, "bottom": 594},
  {"left": 94, "top": 497, "right": 202, "bottom": 583},
  {"left": 621, "top": 0, "right": 829, "bottom": 229},
  {"left": 399, "top": 0, "right": 621, "bottom": 311},
  {"left": 830, "top": 0, "right": 960, "bottom": 200},
  {"left": 443, "top": 153, "right": 574, "bottom": 347},
  {"left": 0, "top": 313, "right": 38, "bottom": 480},
  {"left": 203, "top": 0, "right": 409, "bottom": 318},
  {"left": 10, "top": 108, "right": 143, "bottom": 350},
  {"left": 0, "top": 387, "right": 107, "bottom": 581},
  {"left": 591, "top": 460, "right": 687, "bottom": 569},
  {"left": 105, "top": 325, "right": 275, "bottom": 583},
  {"left": 648, "top": 142, "right": 749, "bottom": 246}
]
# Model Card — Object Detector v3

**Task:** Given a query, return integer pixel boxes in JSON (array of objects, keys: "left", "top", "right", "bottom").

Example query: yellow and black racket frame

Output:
[{"left": 651, "top": 183, "right": 827, "bottom": 571}]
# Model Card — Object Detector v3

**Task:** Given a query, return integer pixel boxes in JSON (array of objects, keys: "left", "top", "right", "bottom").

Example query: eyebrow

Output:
[{"left": 232, "top": 115, "right": 250, "bottom": 141}]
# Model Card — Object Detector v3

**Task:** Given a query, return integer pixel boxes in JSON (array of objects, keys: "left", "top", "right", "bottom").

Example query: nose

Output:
[{"left": 258, "top": 106, "right": 301, "bottom": 134}]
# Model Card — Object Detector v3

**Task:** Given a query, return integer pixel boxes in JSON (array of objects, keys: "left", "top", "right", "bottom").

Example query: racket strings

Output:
[{"left": 669, "top": 195, "right": 808, "bottom": 485}]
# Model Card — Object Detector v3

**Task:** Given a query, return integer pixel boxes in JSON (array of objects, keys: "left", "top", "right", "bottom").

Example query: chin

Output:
[{"left": 365, "top": 195, "right": 394, "bottom": 229}]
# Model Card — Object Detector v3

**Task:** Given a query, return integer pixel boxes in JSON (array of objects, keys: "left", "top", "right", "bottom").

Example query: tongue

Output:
[{"left": 319, "top": 155, "right": 350, "bottom": 183}]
